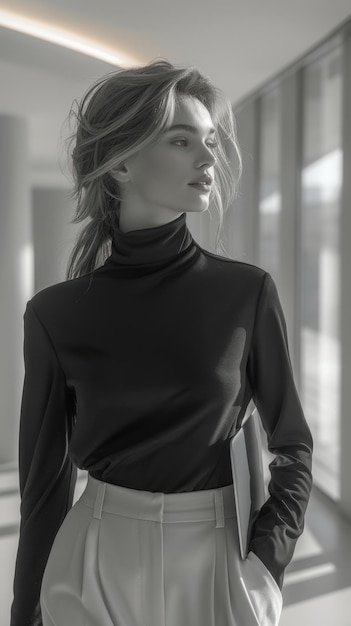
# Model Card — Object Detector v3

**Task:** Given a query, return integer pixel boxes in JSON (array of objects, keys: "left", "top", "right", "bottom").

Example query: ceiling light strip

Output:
[{"left": 0, "top": 10, "right": 141, "bottom": 67}]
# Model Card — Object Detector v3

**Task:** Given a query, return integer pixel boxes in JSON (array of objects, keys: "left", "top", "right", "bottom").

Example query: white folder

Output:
[{"left": 229, "top": 401, "right": 266, "bottom": 560}]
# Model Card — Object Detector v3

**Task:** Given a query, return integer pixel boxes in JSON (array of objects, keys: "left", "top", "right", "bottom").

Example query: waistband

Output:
[{"left": 78, "top": 474, "right": 237, "bottom": 528}]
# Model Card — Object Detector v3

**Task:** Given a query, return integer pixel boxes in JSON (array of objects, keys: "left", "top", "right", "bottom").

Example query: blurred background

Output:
[{"left": 1, "top": 1, "right": 351, "bottom": 624}]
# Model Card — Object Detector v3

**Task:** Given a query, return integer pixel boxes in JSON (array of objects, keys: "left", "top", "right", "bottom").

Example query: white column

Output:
[
  {"left": 279, "top": 71, "right": 302, "bottom": 382},
  {"left": 0, "top": 115, "right": 32, "bottom": 465},
  {"left": 32, "top": 186, "right": 77, "bottom": 292},
  {"left": 232, "top": 101, "right": 259, "bottom": 264},
  {"left": 339, "top": 32, "right": 351, "bottom": 521}
]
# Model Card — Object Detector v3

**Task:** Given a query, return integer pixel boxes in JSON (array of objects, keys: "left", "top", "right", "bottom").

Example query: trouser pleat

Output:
[{"left": 138, "top": 494, "right": 166, "bottom": 626}]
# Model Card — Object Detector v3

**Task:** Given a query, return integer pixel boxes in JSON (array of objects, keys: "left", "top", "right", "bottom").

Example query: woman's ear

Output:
[{"left": 111, "top": 164, "right": 130, "bottom": 184}]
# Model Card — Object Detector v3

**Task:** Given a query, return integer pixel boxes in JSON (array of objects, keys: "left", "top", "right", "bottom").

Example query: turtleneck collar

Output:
[{"left": 104, "top": 211, "right": 200, "bottom": 271}]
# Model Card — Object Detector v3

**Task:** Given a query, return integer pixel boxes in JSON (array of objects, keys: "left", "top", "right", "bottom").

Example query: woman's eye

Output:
[
  {"left": 172, "top": 139, "right": 188, "bottom": 146},
  {"left": 172, "top": 139, "right": 218, "bottom": 149}
]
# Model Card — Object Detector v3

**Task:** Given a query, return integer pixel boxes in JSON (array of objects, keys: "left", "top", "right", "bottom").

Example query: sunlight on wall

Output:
[{"left": 301, "top": 149, "right": 343, "bottom": 204}]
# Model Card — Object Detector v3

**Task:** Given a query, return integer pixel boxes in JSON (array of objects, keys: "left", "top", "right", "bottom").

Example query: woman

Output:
[{"left": 10, "top": 58, "right": 313, "bottom": 626}]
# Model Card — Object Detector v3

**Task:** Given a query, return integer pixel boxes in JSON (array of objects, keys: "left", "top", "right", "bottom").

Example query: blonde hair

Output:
[{"left": 63, "top": 57, "right": 242, "bottom": 280}]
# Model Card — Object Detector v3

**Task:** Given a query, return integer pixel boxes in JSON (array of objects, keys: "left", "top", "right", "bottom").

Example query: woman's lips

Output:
[{"left": 188, "top": 183, "right": 211, "bottom": 193}]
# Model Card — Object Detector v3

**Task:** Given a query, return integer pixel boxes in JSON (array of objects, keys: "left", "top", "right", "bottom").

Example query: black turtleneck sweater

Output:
[{"left": 10, "top": 211, "right": 313, "bottom": 625}]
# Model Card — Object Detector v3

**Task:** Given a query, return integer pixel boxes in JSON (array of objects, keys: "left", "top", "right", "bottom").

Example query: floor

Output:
[{"left": 2, "top": 465, "right": 351, "bottom": 626}]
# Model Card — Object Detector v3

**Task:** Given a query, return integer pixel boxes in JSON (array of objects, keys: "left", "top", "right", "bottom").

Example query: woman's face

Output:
[{"left": 116, "top": 95, "right": 218, "bottom": 228}]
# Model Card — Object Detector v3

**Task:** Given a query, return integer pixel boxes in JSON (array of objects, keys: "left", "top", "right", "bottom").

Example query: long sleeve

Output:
[
  {"left": 247, "top": 272, "right": 313, "bottom": 591},
  {"left": 10, "top": 301, "right": 77, "bottom": 626}
]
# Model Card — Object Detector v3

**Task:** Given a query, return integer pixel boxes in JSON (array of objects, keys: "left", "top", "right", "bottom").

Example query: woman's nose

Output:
[{"left": 197, "top": 146, "right": 217, "bottom": 168}]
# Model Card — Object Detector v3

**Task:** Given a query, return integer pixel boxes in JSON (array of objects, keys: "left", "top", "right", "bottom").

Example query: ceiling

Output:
[{"left": 0, "top": 0, "right": 350, "bottom": 185}]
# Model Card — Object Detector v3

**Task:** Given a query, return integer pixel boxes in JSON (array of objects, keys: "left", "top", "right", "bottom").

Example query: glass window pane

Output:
[{"left": 300, "top": 45, "right": 342, "bottom": 499}]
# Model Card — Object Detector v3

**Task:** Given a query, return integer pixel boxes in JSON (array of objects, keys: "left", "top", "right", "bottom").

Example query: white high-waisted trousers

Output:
[{"left": 40, "top": 474, "right": 283, "bottom": 626}]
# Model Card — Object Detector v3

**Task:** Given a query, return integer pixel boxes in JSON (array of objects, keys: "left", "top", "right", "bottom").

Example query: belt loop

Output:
[
  {"left": 214, "top": 489, "right": 225, "bottom": 528},
  {"left": 93, "top": 481, "right": 106, "bottom": 519}
]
